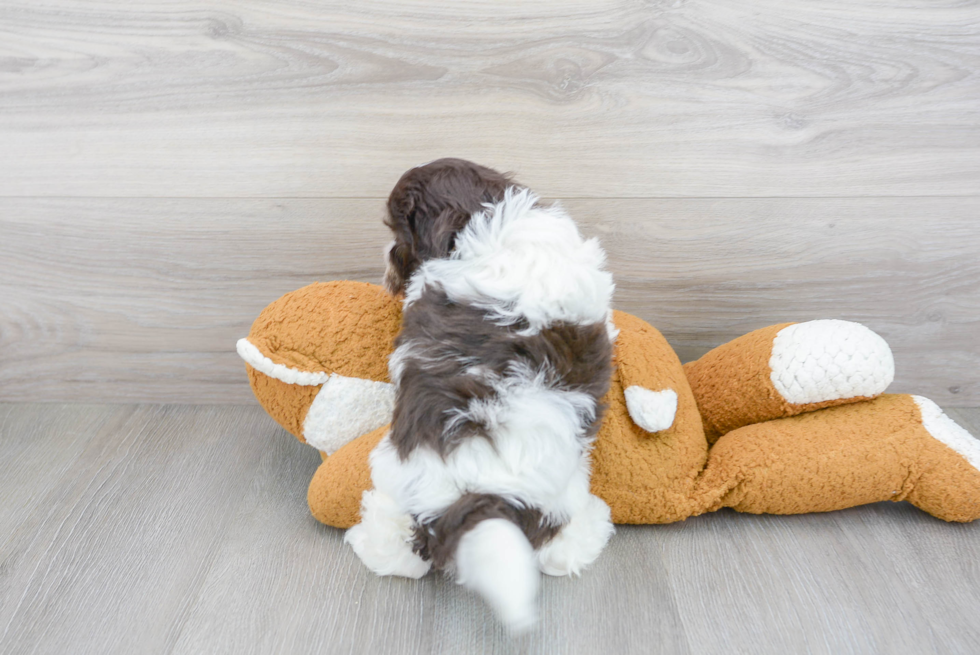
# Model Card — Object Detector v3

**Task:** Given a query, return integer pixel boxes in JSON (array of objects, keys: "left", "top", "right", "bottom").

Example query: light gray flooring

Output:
[{"left": 2, "top": 403, "right": 979, "bottom": 655}]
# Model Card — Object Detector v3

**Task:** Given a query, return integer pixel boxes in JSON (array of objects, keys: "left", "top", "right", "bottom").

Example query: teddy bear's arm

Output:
[{"left": 684, "top": 320, "right": 894, "bottom": 442}]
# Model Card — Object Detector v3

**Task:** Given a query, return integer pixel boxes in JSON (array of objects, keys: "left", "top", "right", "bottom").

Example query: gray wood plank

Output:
[
  {"left": 1, "top": 404, "right": 979, "bottom": 654},
  {"left": 661, "top": 508, "right": 952, "bottom": 655},
  {"left": 0, "top": 404, "right": 132, "bottom": 547},
  {"left": 166, "top": 429, "right": 439, "bottom": 655},
  {"left": 1, "top": 197, "right": 976, "bottom": 405},
  {"left": 1, "top": 1, "right": 979, "bottom": 197},
  {"left": 0, "top": 404, "right": 276, "bottom": 654}
]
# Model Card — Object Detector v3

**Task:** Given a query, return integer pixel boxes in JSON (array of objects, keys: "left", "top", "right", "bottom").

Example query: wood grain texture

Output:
[
  {"left": 0, "top": 404, "right": 978, "bottom": 654},
  {"left": 1, "top": 197, "right": 976, "bottom": 405},
  {"left": 0, "top": 405, "right": 274, "bottom": 654},
  {"left": 1, "top": 0, "right": 979, "bottom": 197}
]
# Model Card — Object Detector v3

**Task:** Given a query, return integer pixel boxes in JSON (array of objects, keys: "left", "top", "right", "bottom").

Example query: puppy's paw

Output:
[
  {"left": 537, "top": 495, "right": 614, "bottom": 577},
  {"left": 344, "top": 490, "right": 431, "bottom": 579}
]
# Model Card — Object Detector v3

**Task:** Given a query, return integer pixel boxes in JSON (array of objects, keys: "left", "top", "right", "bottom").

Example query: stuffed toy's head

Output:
[{"left": 236, "top": 281, "right": 401, "bottom": 454}]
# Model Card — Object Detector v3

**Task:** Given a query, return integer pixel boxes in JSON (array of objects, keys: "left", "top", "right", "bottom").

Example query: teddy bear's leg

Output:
[
  {"left": 308, "top": 424, "right": 387, "bottom": 528},
  {"left": 344, "top": 489, "right": 431, "bottom": 579},
  {"left": 536, "top": 456, "right": 616, "bottom": 576},
  {"left": 684, "top": 320, "right": 894, "bottom": 442},
  {"left": 692, "top": 394, "right": 980, "bottom": 522},
  {"left": 902, "top": 396, "right": 980, "bottom": 521}
]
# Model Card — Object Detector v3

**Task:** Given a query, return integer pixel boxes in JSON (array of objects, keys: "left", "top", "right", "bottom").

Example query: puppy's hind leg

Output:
[
  {"left": 344, "top": 489, "right": 431, "bottom": 579},
  {"left": 537, "top": 491, "right": 615, "bottom": 577}
]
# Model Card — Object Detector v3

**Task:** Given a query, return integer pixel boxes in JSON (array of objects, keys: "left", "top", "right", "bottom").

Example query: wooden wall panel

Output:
[
  {"left": 1, "top": 0, "right": 979, "bottom": 197},
  {"left": 1, "top": 197, "right": 976, "bottom": 405}
]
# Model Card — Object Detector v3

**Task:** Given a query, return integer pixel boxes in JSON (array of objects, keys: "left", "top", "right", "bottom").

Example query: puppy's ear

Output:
[
  {"left": 383, "top": 190, "right": 420, "bottom": 296},
  {"left": 384, "top": 239, "right": 417, "bottom": 297}
]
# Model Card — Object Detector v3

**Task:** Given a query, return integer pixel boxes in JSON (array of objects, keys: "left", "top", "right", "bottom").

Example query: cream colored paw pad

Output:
[{"left": 769, "top": 320, "right": 894, "bottom": 405}]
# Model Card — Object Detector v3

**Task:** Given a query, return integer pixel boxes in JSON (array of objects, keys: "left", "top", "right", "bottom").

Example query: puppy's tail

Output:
[
  {"left": 420, "top": 494, "right": 542, "bottom": 633},
  {"left": 456, "top": 518, "right": 539, "bottom": 633}
]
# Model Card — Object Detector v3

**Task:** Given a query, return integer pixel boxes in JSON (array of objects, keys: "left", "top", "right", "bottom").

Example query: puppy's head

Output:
[{"left": 384, "top": 158, "right": 513, "bottom": 296}]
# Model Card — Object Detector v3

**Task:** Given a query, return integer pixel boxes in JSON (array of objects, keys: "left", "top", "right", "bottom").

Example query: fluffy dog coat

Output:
[{"left": 345, "top": 160, "right": 617, "bottom": 631}]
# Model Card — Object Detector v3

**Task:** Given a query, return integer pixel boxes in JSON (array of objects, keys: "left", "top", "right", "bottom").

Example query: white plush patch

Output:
[
  {"left": 235, "top": 337, "right": 330, "bottom": 386},
  {"left": 344, "top": 490, "right": 431, "bottom": 579},
  {"left": 403, "top": 188, "right": 615, "bottom": 335},
  {"left": 537, "top": 494, "right": 614, "bottom": 577},
  {"left": 624, "top": 386, "right": 678, "bottom": 433},
  {"left": 455, "top": 518, "right": 539, "bottom": 634},
  {"left": 769, "top": 320, "right": 894, "bottom": 405},
  {"left": 302, "top": 374, "right": 395, "bottom": 454},
  {"left": 912, "top": 396, "right": 980, "bottom": 473}
]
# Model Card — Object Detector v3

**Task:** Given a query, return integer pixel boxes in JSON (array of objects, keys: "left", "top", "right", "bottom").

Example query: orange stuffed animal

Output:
[{"left": 237, "top": 281, "right": 980, "bottom": 528}]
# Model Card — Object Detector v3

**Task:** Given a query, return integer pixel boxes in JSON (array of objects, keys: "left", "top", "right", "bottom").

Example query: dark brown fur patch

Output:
[
  {"left": 389, "top": 287, "right": 613, "bottom": 461},
  {"left": 413, "top": 493, "right": 562, "bottom": 570},
  {"left": 384, "top": 158, "right": 513, "bottom": 296}
]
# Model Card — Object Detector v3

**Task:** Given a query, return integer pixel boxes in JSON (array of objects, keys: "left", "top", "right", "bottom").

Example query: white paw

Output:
[
  {"left": 537, "top": 495, "right": 614, "bottom": 577},
  {"left": 624, "top": 386, "right": 678, "bottom": 433},
  {"left": 769, "top": 319, "right": 894, "bottom": 405},
  {"left": 344, "top": 490, "right": 431, "bottom": 579}
]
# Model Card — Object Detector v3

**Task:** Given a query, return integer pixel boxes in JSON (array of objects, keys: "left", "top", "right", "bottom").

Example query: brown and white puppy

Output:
[{"left": 345, "top": 158, "right": 617, "bottom": 632}]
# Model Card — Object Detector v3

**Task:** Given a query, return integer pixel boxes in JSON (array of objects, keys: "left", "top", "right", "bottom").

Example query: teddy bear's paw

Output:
[
  {"left": 536, "top": 495, "right": 615, "bottom": 577},
  {"left": 769, "top": 320, "right": 894, "bottom": 405},
  {"left": 344, "top": 490, "right": 431, "bottom": 579}
]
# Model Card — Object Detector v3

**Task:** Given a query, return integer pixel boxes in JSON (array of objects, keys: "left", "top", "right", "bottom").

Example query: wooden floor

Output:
[{"left": 2, "top": 403, "right": 980, "bottom": 655}]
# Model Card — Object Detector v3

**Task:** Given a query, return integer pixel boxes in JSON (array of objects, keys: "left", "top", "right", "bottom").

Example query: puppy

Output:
[{"left": 345, "top": 158, "right": 616, "bottom": 632}]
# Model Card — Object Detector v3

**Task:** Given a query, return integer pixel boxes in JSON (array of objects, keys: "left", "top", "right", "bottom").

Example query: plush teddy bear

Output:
[{"left": 237, "top": 280, "right": 980, "bottom": 529}]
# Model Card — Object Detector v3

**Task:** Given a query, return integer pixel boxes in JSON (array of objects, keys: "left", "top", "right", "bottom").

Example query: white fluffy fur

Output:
[
  {"left": 344, "top": 490, "right": 431, "bottom": 579},
  {"left": 624, "top": 386, "right": 678, "bottom": 433},
  {"left": 456, "top": 519, "right": 540, "bottom": 634},
  {"left": 353, "top": 187, "right": 615, "bottom": 629},
  {"left": 537, "top": 493, "right": 615, "bottom": 577},
  {"left": 369, "top": 365, "right": 599, "bottom": 525},
  {"left": 402, "top": 188, "right": 615, "bottom": 335},
  {"left": 302, "top": 374, "right": 394, "bottom": 454}
]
